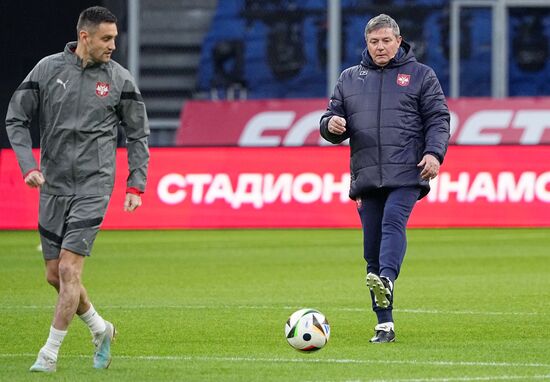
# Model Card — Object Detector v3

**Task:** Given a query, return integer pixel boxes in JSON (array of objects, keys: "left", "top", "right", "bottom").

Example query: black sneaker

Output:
[
  {"left": 366, "top": 273, "right": 393, "bottom": 308},
  {"left": 369, "top": 323, "right": 396, "bottom": 343}
]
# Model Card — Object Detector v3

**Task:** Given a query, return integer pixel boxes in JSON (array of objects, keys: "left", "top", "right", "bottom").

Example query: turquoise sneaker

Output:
[
  {"left": 93, "top": 321, "right": 116, "bottom": 369},
  {"left": 29, "top": 350, "right": 56, "bottom": 372}
]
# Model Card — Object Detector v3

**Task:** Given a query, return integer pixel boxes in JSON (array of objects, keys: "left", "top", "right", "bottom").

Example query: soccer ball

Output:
[{"left": 284, "top": 308, "right": 330, "bottom": 351}]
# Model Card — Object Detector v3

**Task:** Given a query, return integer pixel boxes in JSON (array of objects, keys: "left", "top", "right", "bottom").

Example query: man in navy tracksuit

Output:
[{"left": 320, "top": 14, "right": 450, "bottom": 343}]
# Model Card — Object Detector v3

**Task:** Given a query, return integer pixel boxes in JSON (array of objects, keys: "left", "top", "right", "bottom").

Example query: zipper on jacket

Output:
[
  {"left": 377, "top": 68, "right": 384, "bottom": 187},
  {"left": 73, "top": 68, "right": 85, "bottom": 194}
]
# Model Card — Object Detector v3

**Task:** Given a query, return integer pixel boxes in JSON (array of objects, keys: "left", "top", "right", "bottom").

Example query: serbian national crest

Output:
[
  {"left": 396, "top": 73, "right": 410, "bottom": 87},
  {"left": 95, "top": 82, "right": 110, "bottom": 97}
]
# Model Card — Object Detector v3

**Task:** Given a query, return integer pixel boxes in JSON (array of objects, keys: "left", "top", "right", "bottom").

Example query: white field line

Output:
[
  {"left": 364, "top": 375, "right": 550, "bottom": 382},
  {"left": 1, "top": 353, "right": 550, "bottom": 370},
  {"left": 0, "top": 304, "right": 540, "bottom": 316},
  {"left": 4, "top": 354, "right": 550, "bottom": 382}
]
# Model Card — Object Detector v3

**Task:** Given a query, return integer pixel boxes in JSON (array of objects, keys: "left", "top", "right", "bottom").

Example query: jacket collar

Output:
[{"left": 64, "top": 41, "right": 107, "bottom": 69}]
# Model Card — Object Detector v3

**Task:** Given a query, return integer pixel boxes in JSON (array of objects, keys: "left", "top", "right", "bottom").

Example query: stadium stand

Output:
[
  {"left": 138, "top": 0, "right": 218, "bottom": 145},
  {"left": 196, "top": 0, "right": 550, "bottom": 100},
  {"left": 1, "top": 1, "right": 549, "bottom": 148}
]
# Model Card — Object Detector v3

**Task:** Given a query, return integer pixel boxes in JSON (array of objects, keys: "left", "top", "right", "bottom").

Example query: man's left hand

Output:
[
  {"left": 124, "top": 193, "right": 142, "bottom": 212},
  {"left": 417, "top": 154, "right": 440, "bottom": 180}
]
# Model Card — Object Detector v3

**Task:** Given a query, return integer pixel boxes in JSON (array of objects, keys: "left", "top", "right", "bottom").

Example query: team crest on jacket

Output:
[
  {"left": 95, "top": 82, "right": 110, "bottom": 97},
  {"left": 396, "top": 74, "right": 410, "bottom": 87}
]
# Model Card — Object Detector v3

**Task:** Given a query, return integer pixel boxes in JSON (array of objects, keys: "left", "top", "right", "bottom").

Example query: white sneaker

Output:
[{"left": 29, "top": 350, "right": 56, "bottom": 372}]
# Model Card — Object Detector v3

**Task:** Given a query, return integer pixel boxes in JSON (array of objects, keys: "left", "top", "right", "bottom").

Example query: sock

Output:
[
  {"left": 41, "top": 326, "right": 67, "bottom": 360},
  {"left": 376, "top": 321, "right": 395, "bottom": 331},
  {"left": 79, "top": 304, "right": 106, "bottom": 335}
]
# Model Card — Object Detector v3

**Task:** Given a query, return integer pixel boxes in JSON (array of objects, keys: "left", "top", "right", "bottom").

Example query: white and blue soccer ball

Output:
[{"left": 284, "top": 308, "right": 330, "bottom": 351}]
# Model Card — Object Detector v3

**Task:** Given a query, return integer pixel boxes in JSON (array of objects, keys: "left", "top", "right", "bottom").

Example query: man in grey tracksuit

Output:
[{"left": 5, "top": 6, "right": 149, "bottom": 372}]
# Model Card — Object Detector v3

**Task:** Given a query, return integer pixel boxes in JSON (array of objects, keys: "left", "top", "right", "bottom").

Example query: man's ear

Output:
[{"left": 78, "top": 29, "right": 89, "bottom": 43}]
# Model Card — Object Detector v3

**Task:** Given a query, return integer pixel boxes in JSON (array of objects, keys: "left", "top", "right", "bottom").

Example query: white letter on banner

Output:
[
  {"left": 283, "top": 111, "right": 325, "bottom": 146},
  {"left": 457, "top": 111, "right": 512, "bottom": 144},
  {"left": 232, "top": 174, "right": 263, "bottom": 208},
  {"left": 239, "top": 111, "right": 295, "bottom": 146},
  {"left": 467, "top": 172, "right": 496, "bottom": 202},
  {"left": 204, "top": 174, "right": 234, "bottom": 205},
  {"left": 157, "top": 173, "right": 186, "bottom": 205},
  {"left": 293, "top": 173, "right": 323, "bottom": 203},
  {"left": 449, "top": 110, "right": 459, "bottom": 139},
  {"left": 535, "top": 172, "right": 550, "bottom": 202},
  {"left": 263, "top": 173, "right": 293, "bottom": 204},
  {"left": 322, "top": 173, "right": 350, "bottom": 203},
  {"left": 512, "top": 111, "right": 550, "bottom": 144},
  {"left": 437, "top": 172, "right": 470, "bottom": 202},
  {"left": 496, "top": 172, "right": 535, "bottom": 202},
  {"left": 185, "top": 174, "right": 213, "bottom": 203}
]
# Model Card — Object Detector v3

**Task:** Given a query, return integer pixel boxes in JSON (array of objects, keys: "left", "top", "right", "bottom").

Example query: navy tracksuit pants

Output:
[{"left": 357, "top": 186, "right": 421, "bottom": 323}]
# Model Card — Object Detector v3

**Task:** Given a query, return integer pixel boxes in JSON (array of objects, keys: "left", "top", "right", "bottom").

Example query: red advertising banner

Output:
[
  {"left": 177, "top": 99, "right": 328, "bottom": 147},
  {"left": 176, "top": 98, "right": 550, "bottom": 146},
  {"left": 1, "top": 146, "right": 549, "bottom": 229}
]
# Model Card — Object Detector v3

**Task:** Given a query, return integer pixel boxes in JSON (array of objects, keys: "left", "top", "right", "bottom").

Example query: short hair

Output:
[
  {"left": 76, "top": 6, "right": 117, "bottom": 36},
  {"left": 364, "top": 14, "right": 400, "bottom": 40}
]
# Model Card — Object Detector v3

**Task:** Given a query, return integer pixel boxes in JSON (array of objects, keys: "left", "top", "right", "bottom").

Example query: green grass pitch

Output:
[{"left": 1, "top": 228, "right": 550, "bottom": 381}]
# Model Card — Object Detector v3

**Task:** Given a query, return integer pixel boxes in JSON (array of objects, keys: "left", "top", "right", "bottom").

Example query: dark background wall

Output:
[{"left": 0, "top": 1, "right": 126, "bottom": 148}]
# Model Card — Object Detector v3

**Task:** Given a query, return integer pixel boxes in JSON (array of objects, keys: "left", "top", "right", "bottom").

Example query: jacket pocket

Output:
[{"left": 97, "top": 136, "right": 116, "bottom": 190}]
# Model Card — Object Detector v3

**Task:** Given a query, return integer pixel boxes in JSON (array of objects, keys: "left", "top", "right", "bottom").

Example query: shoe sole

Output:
[
  {"left": 366, "top": 273, "right": 390, "bottom": 308},
  {"left": 105, "top": 324, "right": 117, "bottom": 369},
  {"left": 29, "top": 366, "right": 56, "bottom": 372},
  {"left": 369, "top": 337, "right": 396, "bottom": 343},
  {"left": 108, "top": 324, "right": 117, "bottom": 369}
]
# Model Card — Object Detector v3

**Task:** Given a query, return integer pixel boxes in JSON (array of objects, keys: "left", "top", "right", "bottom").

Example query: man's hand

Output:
[
  {"left": 124, "top": 193, "right": 142, "bottom": 212},
  {"left": 328, "top": 116, "right": 347, "bottom": 135},
  {"left": 417, "top": 154, "right": 441, "bottom": 180},
  {"left": 24, "top": 170, "right": 45, "bottom": 188}
]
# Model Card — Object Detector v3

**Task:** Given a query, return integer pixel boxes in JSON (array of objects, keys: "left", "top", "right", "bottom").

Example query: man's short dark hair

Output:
[{"left": 76, "top": 6, "right": 117, "bottom": 36}]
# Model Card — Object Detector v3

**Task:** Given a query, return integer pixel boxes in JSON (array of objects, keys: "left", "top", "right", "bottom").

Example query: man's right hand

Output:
[
  {"left": 24, "top": 170, "right": 45, "bottom": 188},
  {"left": 328, "top": 116, "right": 347, "bottom": 135}
]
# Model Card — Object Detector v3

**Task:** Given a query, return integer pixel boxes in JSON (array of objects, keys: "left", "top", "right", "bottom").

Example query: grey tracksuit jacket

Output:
[{"left": 5, "top": 42, "right": 150, "bottom": 196}]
